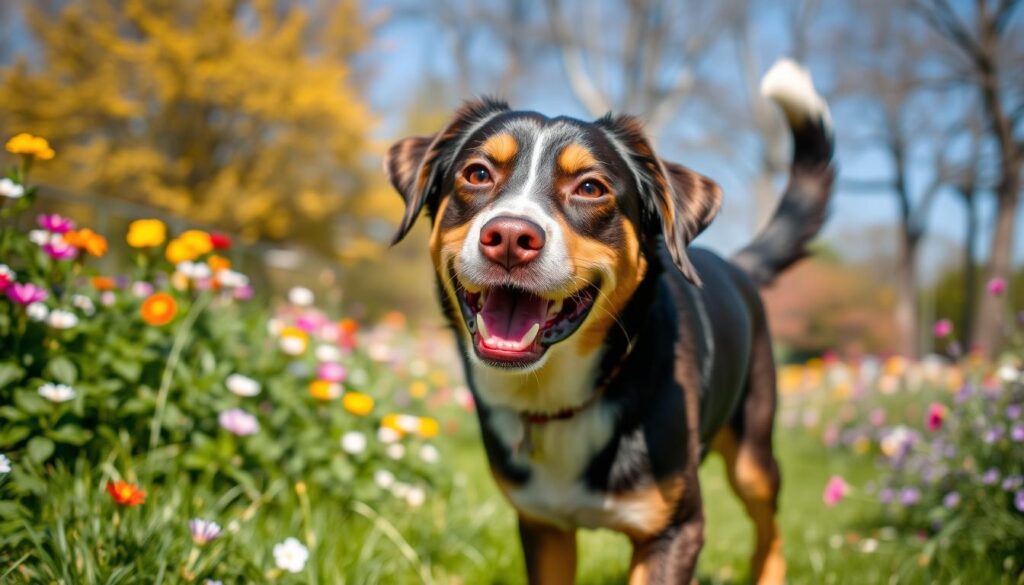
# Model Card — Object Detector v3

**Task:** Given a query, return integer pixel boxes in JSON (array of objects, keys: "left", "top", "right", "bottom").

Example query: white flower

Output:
[
  {"left": 225, "top": 373, "right": 261, "bottom": 397},
  {"left": 386, "top": 443, "right": 405, "bottom": 461},
  {"left": 216, "top": 269, "right": 249, "bottom": 288},
  {"left": 266, "top": 318, "right": 283, "bottom": 336},
  {"left": 100, "top": 291, "right": 117, "bottom": 306},
  {"left": 0, "top": 264, "right": 14, "bottom": 279},
  {"left": 287, "top": 286, "right": 315, "bottom": 307},
  {"left": 26, "top": 302, "right": 49, "bottom": 322},
  {"left": 71, "top": 294, "right": 96, "bottom": 316},
  {"left": 38, "top": 383, "right": 76, "bottom": 403},
  {"left": 47, "top": 309, "right": 79, "bottom": 330},
  {"left": 373, "top": 469, "right": 395, "bottom": 490},
  {"left": 315, "top": 344, "right": 341, "bottom": 363},
  {"left": 0, "top": 178, "right": 25, "bottom": 199},
  {"left": 272, "top": 537, "right": 309, "bottom": 574},
  {"left": 176, "top": 261, "right": 212, "bottom": 280},
  {"left": 377, "top": 426, "right": 401, "bottom": 444},
  {"left": 998, "top": 365, "right": 1020, "bottom": 383},
  {"left": 279, "top": 336, "right": 307, "bottom": 356},
  {"left": 29, "top": 229, "right": 53, "bottom": 245},
  {"left": 391, "top": 482, "right": 410, "bottom": 498},
  {"left": 404, "top": 486, "right": 426, "bottom": 508},
  {"left": 340, "top": 431, "right": 367, "bottom": 455},
  {"left": 418, "top": 444, "right": 440, "bottom": 464},
  {"left": 0, "top": 453, "right": 11, "bottom": 474}
]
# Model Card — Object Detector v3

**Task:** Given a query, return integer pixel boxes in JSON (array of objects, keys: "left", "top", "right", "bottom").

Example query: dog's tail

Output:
[{"left": 731, "top": 59, "right": 835, "bottom": 287}]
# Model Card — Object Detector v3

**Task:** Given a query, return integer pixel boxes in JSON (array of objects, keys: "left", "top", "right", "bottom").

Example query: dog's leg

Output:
[
  {"left": 712, "top": 326, "right": 785, "bottom": 585},
  {"left": 518, "top": 516, "right": 576, "bottom": 585},
  {"left": 627, "top": 474, "right": 705, "bottom": 585}
]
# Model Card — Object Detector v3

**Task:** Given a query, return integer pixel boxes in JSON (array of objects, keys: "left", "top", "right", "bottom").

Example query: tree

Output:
[
  {"left": 913, "top": 0, "right": 1024, "bottom": 356},
  {"left": 0, "top": 0, "right": 375, "bottom": 253}
]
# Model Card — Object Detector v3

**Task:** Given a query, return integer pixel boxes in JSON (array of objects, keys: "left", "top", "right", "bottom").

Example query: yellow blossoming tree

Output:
[{"left": 0, "top": 0, "right": 375, "bottom": 253}]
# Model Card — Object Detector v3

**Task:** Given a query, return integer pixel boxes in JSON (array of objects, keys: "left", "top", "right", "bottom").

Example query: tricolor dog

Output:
[{"left": 384, "top": 59, "right": 834, "bottom": 584}]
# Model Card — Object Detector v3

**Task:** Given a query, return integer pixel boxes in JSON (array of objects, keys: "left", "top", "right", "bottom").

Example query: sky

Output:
[{"left": 363, "top": 1, "right": 1023, "bottom": 283}]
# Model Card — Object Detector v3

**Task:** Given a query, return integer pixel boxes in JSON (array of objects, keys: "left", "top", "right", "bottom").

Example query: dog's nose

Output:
[{"left": 479, "top": 216, "right": 546, "bottom": 269}]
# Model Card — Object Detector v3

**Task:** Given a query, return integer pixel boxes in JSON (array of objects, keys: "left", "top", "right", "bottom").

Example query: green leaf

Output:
[
  {"left": 45, "top": 357, "right": 77, "bottom": 385},
  {"left": 13, "top": 391, "right": 49, "bottom": 416},
  {"left": 0, "top": 425, "right": 32, "bottom": 447},
  {"left": 26, "top": 436, "right": 55, "bottom": 463},
  {"left": 0, "top": 362, "right": 25, "bottom": 389},
  {"left": 48, "top": 424, "right": 93, "bottom": 446},
  {"left": 110, "top": 359, "right": 142, "bottom": 383}
]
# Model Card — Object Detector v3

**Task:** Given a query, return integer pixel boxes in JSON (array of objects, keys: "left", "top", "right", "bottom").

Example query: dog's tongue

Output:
[{"left": 479, "top": 287, "right": 548, "bottom": 343}]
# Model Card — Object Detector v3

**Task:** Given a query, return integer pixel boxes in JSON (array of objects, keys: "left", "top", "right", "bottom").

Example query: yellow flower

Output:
[
  {"left": 279, "top": 326, "right": 309, "bottom": 355},
  {"left": 126, "top": 219, "right": 167, "bottom": 248},
  {"left": 418, "top": 417, "right": 440, "bottom": 439},
  {"left": 178, "top": 230, "right": 213, "bottom": 256},
  {"left": 310, "top": 380, "right": 342, "bottom": 401},
  {"left": 166, "top": 239, "right": 198, "bottom": 264},
  {"left": 5, "top": 133, "right": 55, "bottom": 160},
  {"left": 342, "top": 392, "right": 374, "bottom": 416},
  {"left": 409, "top": 381, "right": 428, "bottom": 399}
]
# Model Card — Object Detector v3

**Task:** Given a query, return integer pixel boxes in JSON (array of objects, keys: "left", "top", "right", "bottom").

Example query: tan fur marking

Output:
[
  {"left": 480, "top": 133, "right": 518, "bottom": 163},
  {"left": 520, "top": 517, "right": 577, "bottom": 585},
  {"left": 557, "top": 143, "right": 597, "bottom": 174},
  {"left": 611, "top": 475, "right": 685, "bottom": 540}
]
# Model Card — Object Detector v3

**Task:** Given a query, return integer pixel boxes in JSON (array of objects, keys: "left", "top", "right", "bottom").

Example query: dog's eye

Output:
[
  {"left": 464, "top": 164, "right": 492, "bottom": 185},
  {"left": 574, "top": 179, "right": 608, "bottom": 198}
]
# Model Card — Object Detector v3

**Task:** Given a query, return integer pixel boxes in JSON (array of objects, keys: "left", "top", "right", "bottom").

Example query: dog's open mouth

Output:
[{"left": 456, "top": 281, "right": 600, "bottom": 368}]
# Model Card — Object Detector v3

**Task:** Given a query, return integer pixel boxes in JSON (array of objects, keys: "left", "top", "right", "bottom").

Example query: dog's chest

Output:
[{"left": 487, "top": 406, "right": 668, "bottom": 536}]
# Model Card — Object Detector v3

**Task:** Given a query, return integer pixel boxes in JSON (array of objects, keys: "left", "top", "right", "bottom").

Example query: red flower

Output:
[
  {"left": 107, "top": 480, "right": 146, "bottom": 506},
  {"left": 210, "top": 232, "right": 232, "bottom": 250},
  {"left": 926, "top": 403, "right": 947, "bottom": 432}
]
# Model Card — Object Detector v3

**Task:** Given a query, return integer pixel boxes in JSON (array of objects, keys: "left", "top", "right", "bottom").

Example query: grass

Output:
[{"left": 3, "top": 407, "right": 1006, "bottom": 584}]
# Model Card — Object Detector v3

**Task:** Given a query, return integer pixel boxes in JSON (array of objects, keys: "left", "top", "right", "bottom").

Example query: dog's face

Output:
[{"left": 385, "top": 99, "right": 721, "bottom": 392}]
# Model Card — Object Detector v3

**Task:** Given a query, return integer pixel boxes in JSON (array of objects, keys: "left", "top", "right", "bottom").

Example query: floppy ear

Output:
[
  {"left": 383, "top": 98, "right": 510, "bottom": 245},
  {"left": 597, "top": 114, "right": 722, "bottom": 285}
]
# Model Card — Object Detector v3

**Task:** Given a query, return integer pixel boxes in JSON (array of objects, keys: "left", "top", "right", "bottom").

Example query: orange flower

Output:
[
  {"left": 5, "top": 133, "right": 55, "bottom": 160},
  {"left": 409, "top": 381, "right": 428, "bottom": 399},
  {"left": 91, "top": 276, "right": 117, "bottom": 291},
  {"left": 207, "top": 255, "right": 231, "bottom": 272},
  {"left": 309, "top": 380, "right": 342, "bottom": 401},
  {"left": 64, "top": 228, "right": 108, "bottom": 257},
  {"left": 106, "top": 480, "right": 146, "bottom": 506},
  {"left": 339, "top": 318, "right": 359, "bottom": 336},
  {"left": 342, "top": 392, "right": 374, "bottom": 416},
  {"left": 141, "top": 292, "right": 177, "bottom": 326}
]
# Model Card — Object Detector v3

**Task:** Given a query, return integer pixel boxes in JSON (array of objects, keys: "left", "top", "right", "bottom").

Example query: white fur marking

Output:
[{"left": 760, "top": 58, "right": 832, "bottom": 129}]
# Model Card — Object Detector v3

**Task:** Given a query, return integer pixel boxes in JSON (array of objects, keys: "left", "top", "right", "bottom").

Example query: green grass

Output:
[{"left": 4, "top": 416, "right": 1006, "bottom": 584}]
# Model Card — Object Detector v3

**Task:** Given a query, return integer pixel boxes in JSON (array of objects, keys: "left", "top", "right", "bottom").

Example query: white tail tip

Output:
[{"left": 760, "top": 58, "right": 831, "bottom": 129}]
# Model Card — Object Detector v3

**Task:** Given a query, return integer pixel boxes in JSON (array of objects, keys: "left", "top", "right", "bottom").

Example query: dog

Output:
[{"left": 384, "top": 59, "right": 833, "bottom": 584}]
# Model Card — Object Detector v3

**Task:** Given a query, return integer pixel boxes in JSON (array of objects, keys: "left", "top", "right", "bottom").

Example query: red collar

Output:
[{"left": 522, "top": 406, "right": 585, "bottom": 424}]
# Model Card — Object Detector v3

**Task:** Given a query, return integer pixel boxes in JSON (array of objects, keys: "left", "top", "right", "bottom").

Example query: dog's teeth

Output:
[
  {"left": 476, "top": 314, "right": 490, "bottom": 340},
  {"left": 547, "top": 299, "right": 563, "bottom": 318},
  {"left": 519, "top": 323, "right": 540, "bottom": 347}
]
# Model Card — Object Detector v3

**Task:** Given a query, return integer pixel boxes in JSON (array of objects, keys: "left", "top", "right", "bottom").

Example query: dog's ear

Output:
[
  {"left": 598, "top": 114, "right": 722, "bottom": 285},
  {"left": 384, "top": 98, "right": 510, "bottom": 245}
]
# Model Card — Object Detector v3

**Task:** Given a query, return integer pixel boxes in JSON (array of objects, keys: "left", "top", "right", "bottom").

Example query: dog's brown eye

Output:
[
  {"left": 464, "top": 164, "right": 492, "bottom": 185},
  {"left": 575, "top": 179, "right": 607, "bottom": 198}
]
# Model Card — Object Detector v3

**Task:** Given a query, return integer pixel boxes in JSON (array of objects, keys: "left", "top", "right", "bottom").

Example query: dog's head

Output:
[{"left": 385, "top": 98, "right": 721, "bottom": 390}]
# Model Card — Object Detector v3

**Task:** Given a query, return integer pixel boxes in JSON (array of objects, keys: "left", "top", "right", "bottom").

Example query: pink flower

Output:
[
  {"left": 317, "top": 362, "right": 347, "bottom": 383},
  {"left": 36, "top": 213, "right": 75, "bottom": 234},
  {"left": 218, "top": 408, "right": 260, "bottom": 436},
  {"left": 0, "top": 265, "right": 14, "bottom": 292},
  {"left": 926, "top": 403, "right": 947, "bottom": 432},
  {"left": 823, "top": 475, "right": 849, "bottom": 506},
  {"left": 42, "top": 239, "right": 78, "bottom": 261},
  {"left": 988, "top": 277, "right": 1007, "bottom": 296},
  {"left": 933, "top": 319, "right": 953, "bottom": 338},
  {"left": 6, "top": 282, "right": 48, "bottom": 305}
]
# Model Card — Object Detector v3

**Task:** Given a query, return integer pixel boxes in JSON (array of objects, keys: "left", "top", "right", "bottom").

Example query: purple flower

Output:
[
  {"left": 1011, "top": 425, "right": 1024, "bottom": 442},
  {"left": 981, "top": 468, "right": 1001, "bottom": 485},
  {"left": 42, "top": 239, "right": 78, "bottom": 261},
  {"left": 233, "top": 285, "right": 254, "bottom": 300},
  {"left": 189, "top": 518, "right": 222, "bottom": 545},
  {"left": 942, "top": 492, "right": 960, "bottom": 509},
  {"left": 983, "top": 427, "right": 1004, "bottom": 444},
  {"left": 218, "top": 408, "right": 260, "bottom": 436},
  {"left": 1015, "top": 491, "right": 1024, "bottom": 513},
  {"left": 1003, "top": 476, "right": 1024, "bottom": 492},
  {"left": 1008, "top": 404, "right": 1023, "bottom": 420},
  {"left": 900, "top": 487, "right": 921, "bottom": 506},
  {"left": 6, "top": 282, "right": 48, "bottom": 305},
  {"left": 879, "top": 488, "right": 894, "bottom": 504},
  {"left": 36, "top": 213, "right": 75, "bottom": 234}
]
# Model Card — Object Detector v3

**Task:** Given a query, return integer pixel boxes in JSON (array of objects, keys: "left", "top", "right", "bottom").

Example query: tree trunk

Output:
[
  {"left": 896, "top": 232, "right": 920, "bottom": 358},
  {"left": 973, "top": 190, "right": 1018, "bottom": 356},
  {"left": 960, "top": 193, "right": 978, "bottom": 352}
]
